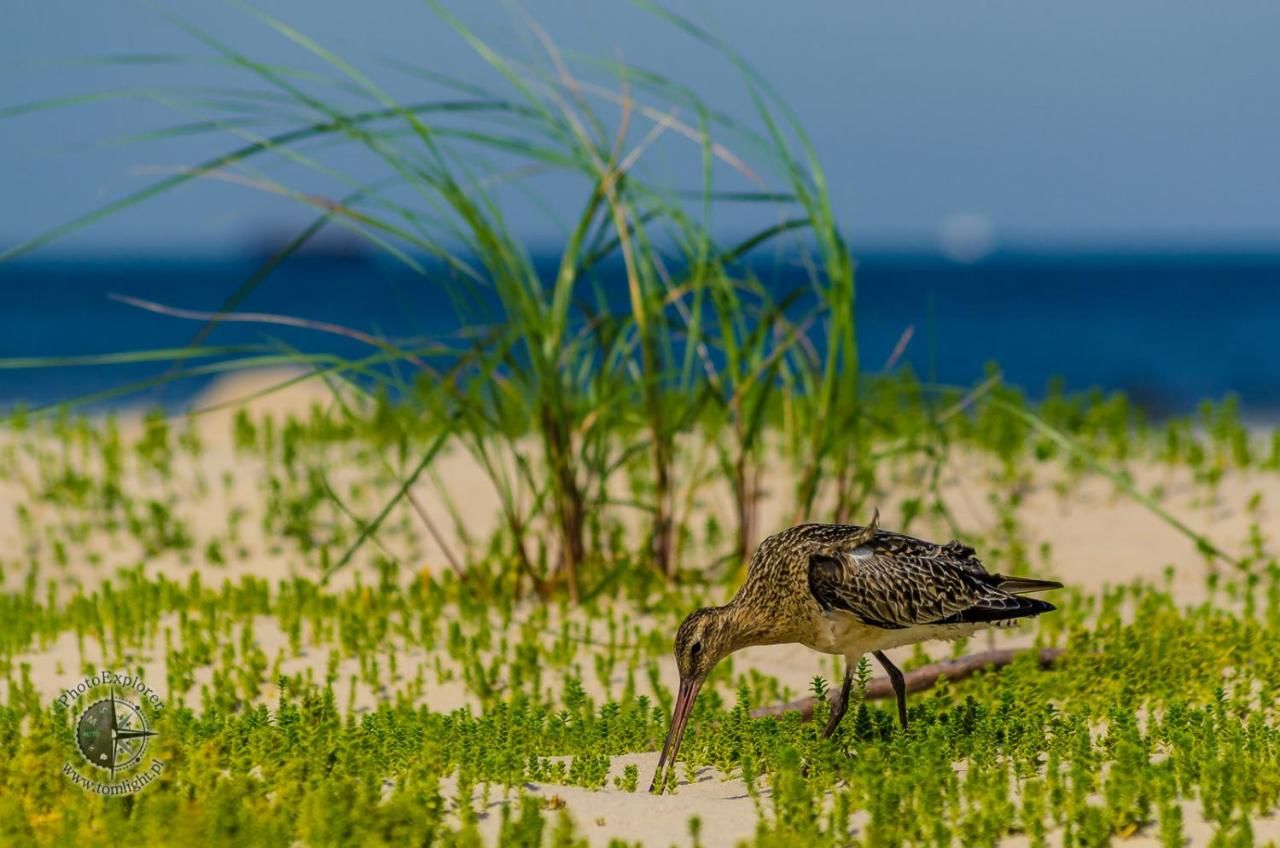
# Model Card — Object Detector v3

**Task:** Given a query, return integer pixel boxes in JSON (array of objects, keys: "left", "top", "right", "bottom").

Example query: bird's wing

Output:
[{"left": 807, "top": 530, "right": 1044, "bottom": 629}]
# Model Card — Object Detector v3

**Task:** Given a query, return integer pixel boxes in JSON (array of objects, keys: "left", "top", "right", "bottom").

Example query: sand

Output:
[{"left": 3, "top": 368, "right": 1278, "bottom": 846}]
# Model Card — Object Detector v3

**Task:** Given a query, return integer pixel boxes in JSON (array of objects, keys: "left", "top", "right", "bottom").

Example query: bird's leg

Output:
[
  {"left": 873, "top": 650, "right": 908, "bottom": 730},
  {"left": 822, "top": 663, "right": 854, "bottom": 739}
]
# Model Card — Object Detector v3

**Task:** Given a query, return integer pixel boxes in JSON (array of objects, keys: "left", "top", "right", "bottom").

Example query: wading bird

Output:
[{"left": 650, "top": 511, "right": 1061, "bottom": 793}]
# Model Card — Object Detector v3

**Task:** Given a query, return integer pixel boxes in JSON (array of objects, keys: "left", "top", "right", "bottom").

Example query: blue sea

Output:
[{"left": 1, "top": 251, "right": 1277, "bottom": 419}]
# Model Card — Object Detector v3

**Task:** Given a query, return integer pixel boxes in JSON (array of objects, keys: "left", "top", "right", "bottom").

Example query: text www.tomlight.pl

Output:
[{"left": 62, "top": 760, "right": 166, "bottom": 796}]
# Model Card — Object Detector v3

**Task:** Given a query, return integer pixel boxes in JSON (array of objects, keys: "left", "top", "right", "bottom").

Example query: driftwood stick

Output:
[{"left": 750, "top": 647, "right": 1065, "bottom": 721}]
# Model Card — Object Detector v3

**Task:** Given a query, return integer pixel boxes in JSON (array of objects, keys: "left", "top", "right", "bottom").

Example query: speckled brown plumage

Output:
[
  {"left": 805, "top": 521, "right": 1056, "bottom": 629},
  {"left": 650, "top": 510, "right": 1063, "bottom": 793}
]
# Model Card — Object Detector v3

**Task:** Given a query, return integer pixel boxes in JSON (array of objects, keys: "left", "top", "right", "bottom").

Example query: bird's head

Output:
[
  {"left": 651, "top": 606, "right": 736, "bottom": 793},
  {"left": 673, "top": 606, "right": 734, "bottom": 682}
]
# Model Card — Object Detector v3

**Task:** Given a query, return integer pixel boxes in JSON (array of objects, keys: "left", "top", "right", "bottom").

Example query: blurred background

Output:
[{"left": 2, "top": 1, "right": 1278, "bottom": 415}]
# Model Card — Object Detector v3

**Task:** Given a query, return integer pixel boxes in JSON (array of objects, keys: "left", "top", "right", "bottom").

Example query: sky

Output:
[{"left": 2, "top": 1, "right": 1279, "bottom": 257}]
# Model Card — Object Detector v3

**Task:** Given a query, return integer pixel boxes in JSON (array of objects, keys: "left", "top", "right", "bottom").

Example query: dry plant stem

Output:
[
  {"left": 733, "top": 447, "right": 760, "bottom": 566},
  {"left": 831, "top": 452, "right": 860, "bottom": 525},
  {"left": 542, "top": 402, "right": 585, "bottom": 604},
  {"left": 750, "top": 648, "right": 1066, "bottom": 721},
  {"left": 108, "top": 294, "right": 433, "bottom": 371},
  {"left": 734, "top": 451, "right": 751, "bottom": 566},
  {"left": 404, "top": 490, "right": 465, "bottom": 577}
]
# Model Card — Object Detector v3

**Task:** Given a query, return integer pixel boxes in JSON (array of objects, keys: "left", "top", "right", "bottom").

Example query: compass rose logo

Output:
[
  {"left": 76, "top": 689, "right": 158, "bottom": 779},
  {"left": 58, "top": 671, "right": 166, "bottom": 795}
]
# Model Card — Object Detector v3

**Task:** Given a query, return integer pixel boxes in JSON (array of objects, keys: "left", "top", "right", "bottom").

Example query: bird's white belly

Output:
[{"left": 807, "top": 610, "right": 996, "bottom": 657}]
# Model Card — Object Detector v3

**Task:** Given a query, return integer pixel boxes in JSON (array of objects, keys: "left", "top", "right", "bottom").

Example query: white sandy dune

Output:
[{"left": 4, "top": 369, "right": 1278, "bottom": 846}]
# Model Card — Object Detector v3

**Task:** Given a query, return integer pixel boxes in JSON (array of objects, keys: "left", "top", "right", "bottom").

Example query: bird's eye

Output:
[{"left": 690, "top": 641, "right": 702, "bottom": 657}]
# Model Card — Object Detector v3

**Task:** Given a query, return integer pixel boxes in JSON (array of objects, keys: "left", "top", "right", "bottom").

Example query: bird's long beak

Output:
[{"left": 649, "top": 675, "right": 703, "bottom": 794}]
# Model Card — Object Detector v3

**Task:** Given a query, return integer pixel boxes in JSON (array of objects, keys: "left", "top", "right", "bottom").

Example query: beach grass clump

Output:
[{"left": 1, "top": 0, "right": 1273, "bottom": 591}]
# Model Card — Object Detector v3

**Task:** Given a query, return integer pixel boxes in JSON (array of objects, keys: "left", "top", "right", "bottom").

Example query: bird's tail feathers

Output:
[{"left": 996, "top": 576, "right": 1064, "bottom": 595}]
